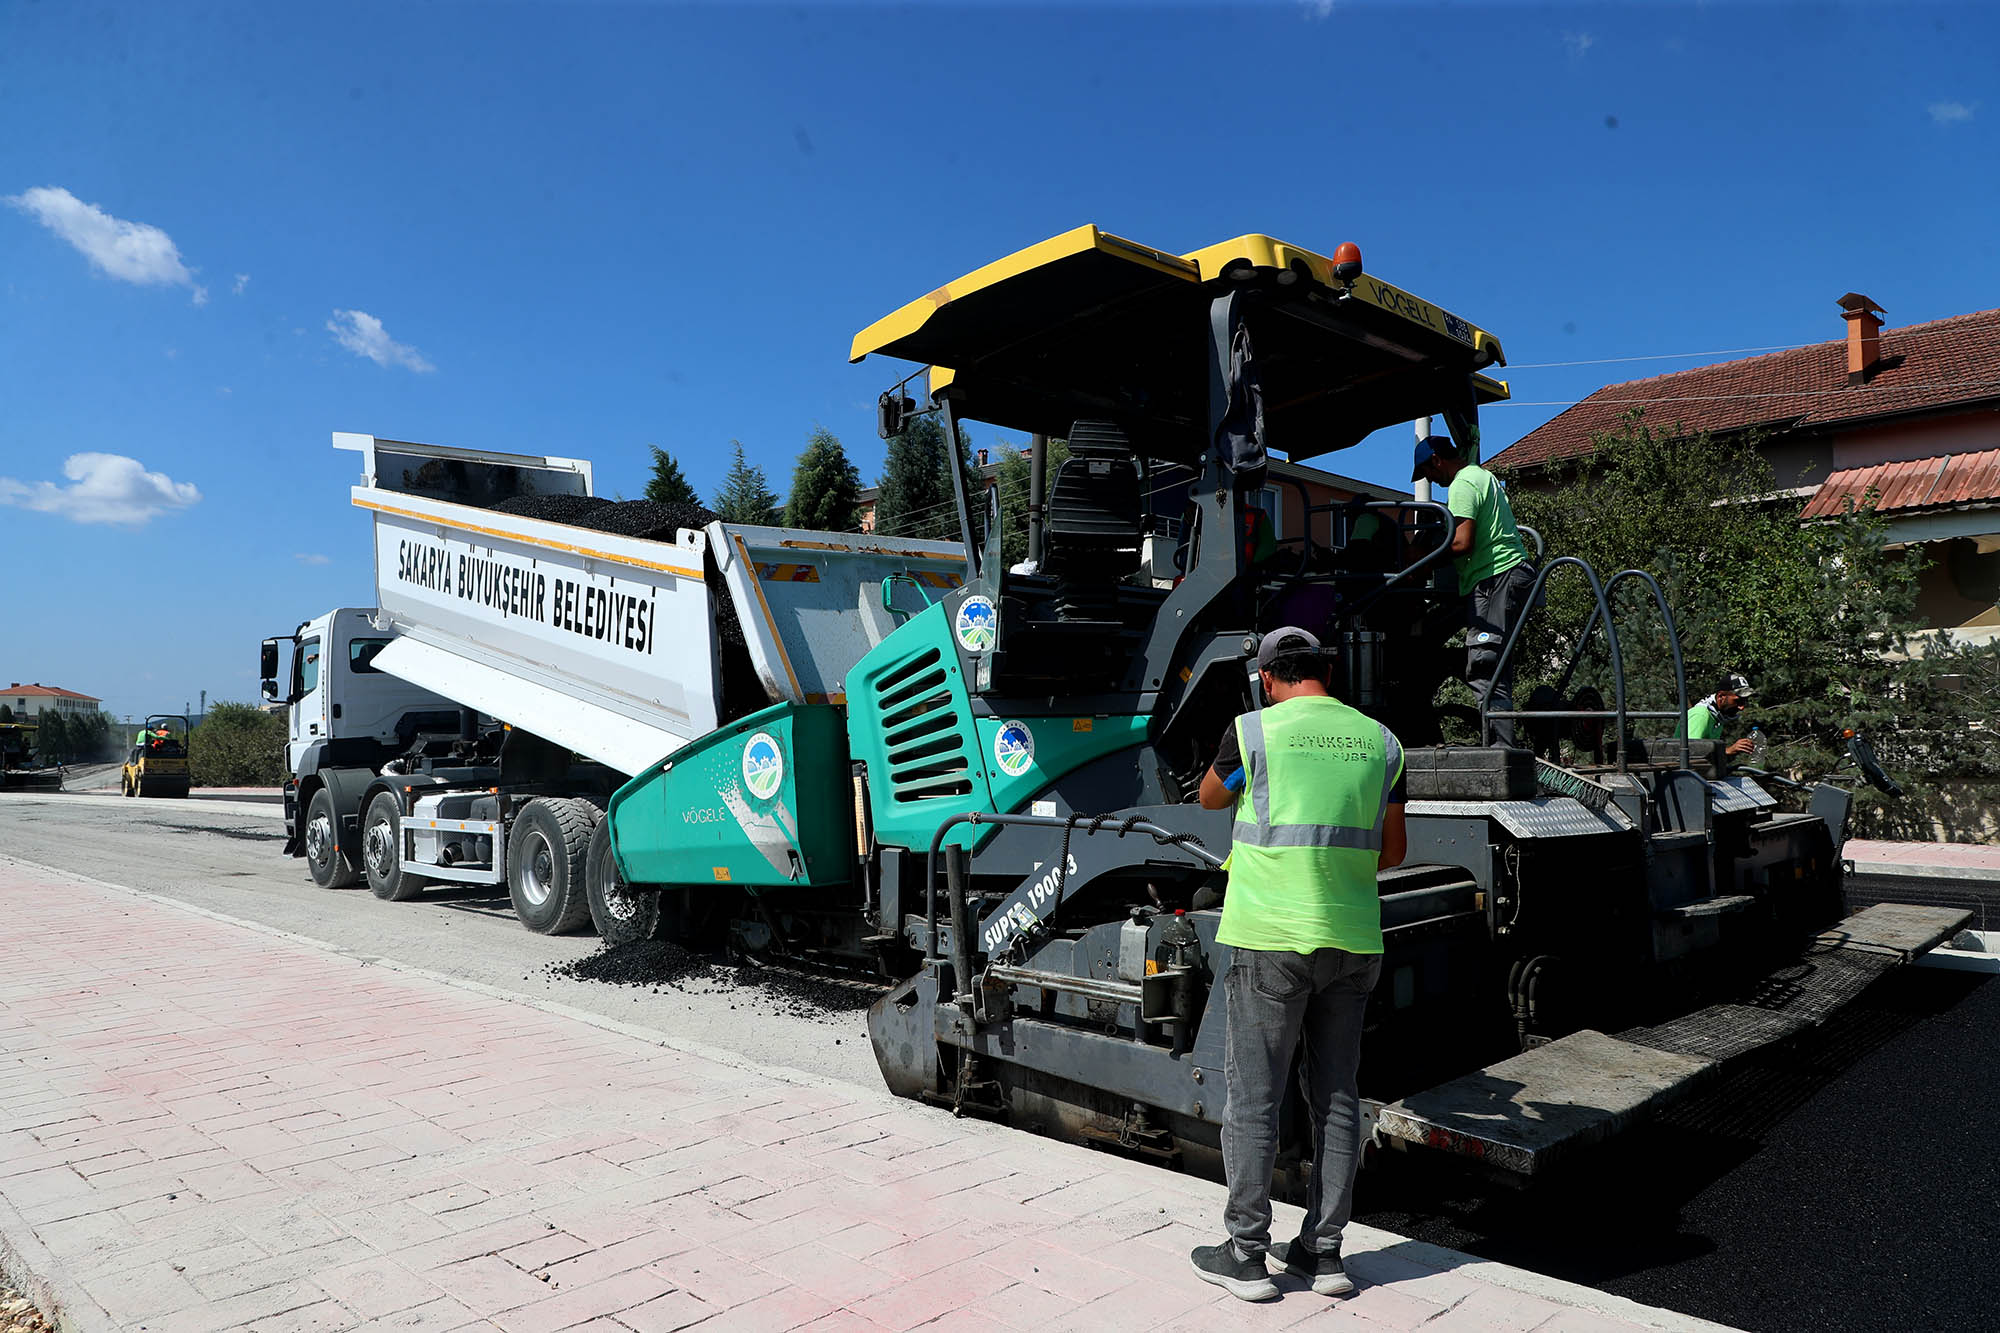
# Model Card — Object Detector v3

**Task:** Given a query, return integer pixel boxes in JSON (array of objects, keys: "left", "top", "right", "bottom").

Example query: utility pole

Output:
[
  {"left": 1027, "top": 433, "right": 1048, "bottom": 567},
  {"left": 1413, "top": 417, "right": 1433, "bottom": 504}
]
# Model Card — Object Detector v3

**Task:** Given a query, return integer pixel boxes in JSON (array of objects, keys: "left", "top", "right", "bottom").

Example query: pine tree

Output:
[
  {"left": 711, "top": 441, "right": 782, "bottom": 524},
  {"left": 874, "top": 415, "right": 983, "bottom": 544},
  {"left": 995, "top": 437, "right": 1070, "bottom": 568},
  {"left": 36, "top": 709, "right": 69, "bottom": 764},
  {"left": 784, "top": 426, "right": 862, "bottom": 532},
  {"left": 643, "top": 446, "right": 699, "bottom": 505}
]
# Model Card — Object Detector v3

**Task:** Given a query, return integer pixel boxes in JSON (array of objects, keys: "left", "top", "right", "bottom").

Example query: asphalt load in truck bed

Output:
[
  {"left": 491, "top": 494, "right": 722, "bottom": 543},
  {"left": 543, "top": 941, "right": 880, "bottom": 1022}
]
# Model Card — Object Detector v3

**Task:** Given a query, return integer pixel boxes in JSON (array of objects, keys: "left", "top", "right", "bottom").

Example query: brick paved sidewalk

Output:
[{"left": 0, "top": 858, "right": 1730, "bottom": 1333}]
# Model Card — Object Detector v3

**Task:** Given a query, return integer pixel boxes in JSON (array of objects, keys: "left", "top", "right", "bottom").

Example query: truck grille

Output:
[{"left": 877, "top": 648, "right": 972, "bottom": 801}]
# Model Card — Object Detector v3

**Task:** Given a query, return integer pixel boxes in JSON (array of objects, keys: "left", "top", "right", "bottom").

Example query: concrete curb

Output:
[
  {"left": 0, "top": 853, "right": 1738, "bottom": 1333},
  {"left": 0, "top": 1186, "right": 110, "bottom": 1333}
]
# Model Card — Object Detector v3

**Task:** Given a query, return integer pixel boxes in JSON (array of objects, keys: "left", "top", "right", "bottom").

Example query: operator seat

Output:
[
  {"left": 1040, "top": 419, "right": 1143, "bottom": 622},
  {"left": 988, "top": 420, "right": 1147, "bottom": 691}
]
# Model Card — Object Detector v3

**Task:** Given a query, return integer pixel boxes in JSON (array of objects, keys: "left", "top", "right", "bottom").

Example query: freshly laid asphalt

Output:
[{"left": 1356, "top": 963, "right": 2000, "bottom": 1333}]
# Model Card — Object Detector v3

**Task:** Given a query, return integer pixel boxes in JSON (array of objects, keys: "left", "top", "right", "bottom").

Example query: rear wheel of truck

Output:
[
  {"left": 363, "top": 792, "right": 429, "bottom": 902},
  {"left": 585, "top": 816, "right": 662, "bottom": 945},
  {"left": 510, "top": 798, "right": 597, "bottom": 935},
  {"left": 303, "top": 786, "right": 359, "bottom": 889}
]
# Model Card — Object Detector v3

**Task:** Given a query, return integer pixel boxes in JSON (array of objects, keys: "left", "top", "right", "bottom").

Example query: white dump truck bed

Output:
[{"left": 337, "top": 433, "right": 965, "bottom": 776}]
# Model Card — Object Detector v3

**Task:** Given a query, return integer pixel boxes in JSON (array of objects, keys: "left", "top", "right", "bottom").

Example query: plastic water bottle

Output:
[{"left": 1749, "top": 725, "right": 1767, "bottom": 766}]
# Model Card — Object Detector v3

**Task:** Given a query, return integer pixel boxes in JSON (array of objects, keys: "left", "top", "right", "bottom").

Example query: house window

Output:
[{"left": 1258, "top": 486, "right": 1284, "bottom": 541}]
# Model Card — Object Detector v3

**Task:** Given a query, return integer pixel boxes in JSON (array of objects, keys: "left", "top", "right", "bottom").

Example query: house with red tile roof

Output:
[
  {"left": 1491, "top": 296, "right": 2000, "bottom": 642},
  {"left": 2, "top": 683, "right": 102, "bottom": 718}
]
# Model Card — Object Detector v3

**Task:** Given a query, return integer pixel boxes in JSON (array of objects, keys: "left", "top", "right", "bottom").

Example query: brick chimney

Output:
[{"left": 1838, "top": 292, "right": 1886, "bottom": 384}]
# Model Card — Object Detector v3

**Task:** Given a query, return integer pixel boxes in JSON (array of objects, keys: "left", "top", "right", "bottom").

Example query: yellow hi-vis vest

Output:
[{"left": 1217, "top": 696, "right": 1403, "bottom": 956}]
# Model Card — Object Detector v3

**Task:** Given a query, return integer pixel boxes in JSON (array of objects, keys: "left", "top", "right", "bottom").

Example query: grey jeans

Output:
[
  {"left": 1468, "top": 561, "right": 1537, "bottom": 747},
  {"left": 1221, "top": 946, "right": 1383, "bottom": 1256}
]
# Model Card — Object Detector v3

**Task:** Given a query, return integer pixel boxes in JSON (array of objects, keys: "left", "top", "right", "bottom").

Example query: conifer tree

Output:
[
  {"left": 784, "top": 426, "right": 862, "bottom": 532},
  {"left": 643, "top": 446, "right": 699, "bottom": 506},
  {"left": 874, "top": 415, "right": 982, "bottom": 543},
  {"left": 711, "top": 441, "right": 781, "bottom": 524}
]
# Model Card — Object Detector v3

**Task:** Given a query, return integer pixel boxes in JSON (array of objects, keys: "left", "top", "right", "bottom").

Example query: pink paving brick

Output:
[{"left": 0, "top": 859, "right": 1700, "bottom": 1333}]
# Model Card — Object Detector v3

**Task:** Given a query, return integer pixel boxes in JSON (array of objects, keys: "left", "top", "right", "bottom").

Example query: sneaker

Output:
[
  {"left": 1190, "top": 1241, "right": 1279, "bottom": 1301},
  {"left": 1270, "top": 1238, "right": 1355, "bottom": 1295}
]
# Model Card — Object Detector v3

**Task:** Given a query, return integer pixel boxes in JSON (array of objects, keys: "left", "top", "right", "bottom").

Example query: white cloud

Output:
[
  {"left": 0, "top": 453, "right": 201, "bottom": 527},
  {"left": 5, "top": 186, "right": 207, "bottom": 304},
  {"left": 294, "top": 553, "right": 329, "bottom": 565},
  {"left": 327, "top": 309, "right": 435, "bottom": 373},
  {"left": 1300, "top": 0, "right": 1335, "bottom": 19},
  {"left": 1563, "top": 30, "right": 1595, "bottom": 59},
  {"left": 1929, "top": 101, "right": 1975, "bottom": 125},
  {"left": 233, "top": 273, "right": 250, "bottom": 295}
]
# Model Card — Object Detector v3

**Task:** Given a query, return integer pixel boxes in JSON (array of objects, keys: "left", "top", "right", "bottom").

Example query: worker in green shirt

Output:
[
  {"left": 1683, "top": 674, "right": 1758, "bottom": 757},
  {"left": 1188, "top": 627, "right": 1406, "bottom": 1303},
  {"left": 1413, "top": 436, "right": 1536, "bottom": 747}
]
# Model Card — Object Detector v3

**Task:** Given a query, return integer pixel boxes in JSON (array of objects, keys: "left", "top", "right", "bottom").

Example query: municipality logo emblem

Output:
[
  {"left": 955, "top": 595, "right": 997, "bottom": 652},
  {"left": 742, "top": 732, "right": 784, "bottom": 800},
  {"left": 993, "top": 720, "right": 1035, "bottom": 778}
]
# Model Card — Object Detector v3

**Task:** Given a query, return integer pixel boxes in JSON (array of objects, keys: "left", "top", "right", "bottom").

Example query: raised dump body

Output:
[{"left": 338, "top": 432, "right": 965, "bottom": 776}]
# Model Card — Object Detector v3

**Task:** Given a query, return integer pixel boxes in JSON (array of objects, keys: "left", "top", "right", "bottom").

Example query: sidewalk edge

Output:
[{"left": 0, "top": 1187, "right": 111, "bottom": 1333}]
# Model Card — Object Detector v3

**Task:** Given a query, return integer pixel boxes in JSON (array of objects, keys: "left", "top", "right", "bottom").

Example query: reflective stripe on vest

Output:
[{"left": 1232, "top": 706, "right": 1403, "bottom": 852}]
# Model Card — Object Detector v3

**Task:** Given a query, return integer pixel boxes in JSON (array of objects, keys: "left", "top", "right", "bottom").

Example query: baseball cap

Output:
[
  {"left": 1255, "top": 626, "right": 1323, "bottom": 671},
  {"left": 1719, "top": 673, "right": 1756, "bottom": 699},
  {"left": 1411, "top": 434, "right": 1457, "bottom": 481}
]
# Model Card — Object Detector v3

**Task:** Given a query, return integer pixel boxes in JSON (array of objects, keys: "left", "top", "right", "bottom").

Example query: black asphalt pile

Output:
[
  {"left": 546, "top": 939, "right": 713, "bottom": 989},
  {"left": 727, "top": 962, "right": 881, "bottom": 1019},
  {"left": 572, "top": 500, "right": 720, "bottom": 543},
  {"left": 491, "top": 494, "right": 613, "bottom": 524},
  {"left": 544, "top": 941, "right": 878, "bottom": 1026}
]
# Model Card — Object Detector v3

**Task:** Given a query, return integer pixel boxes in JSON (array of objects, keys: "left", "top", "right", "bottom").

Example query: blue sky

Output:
[{"left": 3, "top": 2, "right": 1994, "bottom": 720}]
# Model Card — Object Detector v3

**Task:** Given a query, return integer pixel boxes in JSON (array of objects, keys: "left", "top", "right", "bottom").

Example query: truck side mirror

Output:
[{"left": 260, "top": 640, "right": 279, "bottom": 681}]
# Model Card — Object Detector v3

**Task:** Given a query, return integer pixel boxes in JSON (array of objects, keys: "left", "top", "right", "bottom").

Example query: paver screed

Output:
[{"left": 0, "top": 858, "right": 1728, "bottom": 1332}]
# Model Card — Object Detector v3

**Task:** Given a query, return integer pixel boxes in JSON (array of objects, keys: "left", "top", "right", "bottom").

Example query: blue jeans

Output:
[{"left": 1220, "top": 946, "right": 1382, "bottom": 1256}]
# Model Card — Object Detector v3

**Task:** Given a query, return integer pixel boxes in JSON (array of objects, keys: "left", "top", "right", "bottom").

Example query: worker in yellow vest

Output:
[{"left": 1189, "top": 627, "right": 1407, "bottom": 1302}]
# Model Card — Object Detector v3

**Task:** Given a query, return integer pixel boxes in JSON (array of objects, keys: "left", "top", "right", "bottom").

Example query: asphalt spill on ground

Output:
[{"left": 542, "top": 941, "right": 879, "bottom": 1025}]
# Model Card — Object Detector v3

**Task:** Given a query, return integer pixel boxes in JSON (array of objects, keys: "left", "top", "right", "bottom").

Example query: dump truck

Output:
[
  {"left": 274, "top": 224, "right": 1962, "bottom": 1182},
  {"left": 265, "top": 435, "right": 965, "bottom": 932}
]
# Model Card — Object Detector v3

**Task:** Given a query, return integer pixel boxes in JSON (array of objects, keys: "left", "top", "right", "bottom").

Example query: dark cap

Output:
[
  {"left": 1256, "top": 626, "right": 1323, "bottom": 671},
  {"left": 1411, "top": 434, "right": 1458, "bottom": 481}
]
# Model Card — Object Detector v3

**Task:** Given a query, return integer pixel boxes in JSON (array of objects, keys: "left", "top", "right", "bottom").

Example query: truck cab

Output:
[
  {"left": 264, "top": 608, "right": 468, "bottom": 890},
  {"left": 267, "top": 608, "right": 461, "bottom": 777}
]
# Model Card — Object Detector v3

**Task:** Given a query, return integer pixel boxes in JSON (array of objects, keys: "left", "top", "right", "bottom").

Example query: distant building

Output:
[
  {"left": 1, "top": 683, "right": 101, "bottom": 718},
  {"left": 1492, "top": 296, "right": 2000, "bottom": 642}
]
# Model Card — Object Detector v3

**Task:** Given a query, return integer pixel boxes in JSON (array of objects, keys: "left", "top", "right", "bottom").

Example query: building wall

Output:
[
  {"left": 1, "top": 691, "right": 100, "bottom": 718},
  {"left": 1829, "top": 409, "right": 2000, "bottom": 469},
  {"left": 1907, "top": 538, "right": 2000, "bottom": 630}
]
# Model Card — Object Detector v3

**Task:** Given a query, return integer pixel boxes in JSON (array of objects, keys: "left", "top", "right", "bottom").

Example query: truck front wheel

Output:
[
  {"left": 585, "top": 816, "right": 662, "bottom": 945},
  {"left": 303, "top": 787, "right": 359, "bottom": 889},
  {"left": 363, "top": 792, "right": 429, "bottom": 902},
  {"left": 510, "top": 798, "right": 597, "bottom": 935}
]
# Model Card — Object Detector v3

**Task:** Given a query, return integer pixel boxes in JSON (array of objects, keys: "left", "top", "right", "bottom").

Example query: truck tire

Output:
[
  {"left": 585, "top": 816, "right": 662, "bottom": 945},
  {"left": 363, "top": 792, "right": 430, "bottom": 902},
  {"left": 510, "top": 798, "right": 597, "bottom": 935},
  {"left": 303, "top": 786, "right": 359, "bottom": 889}
]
